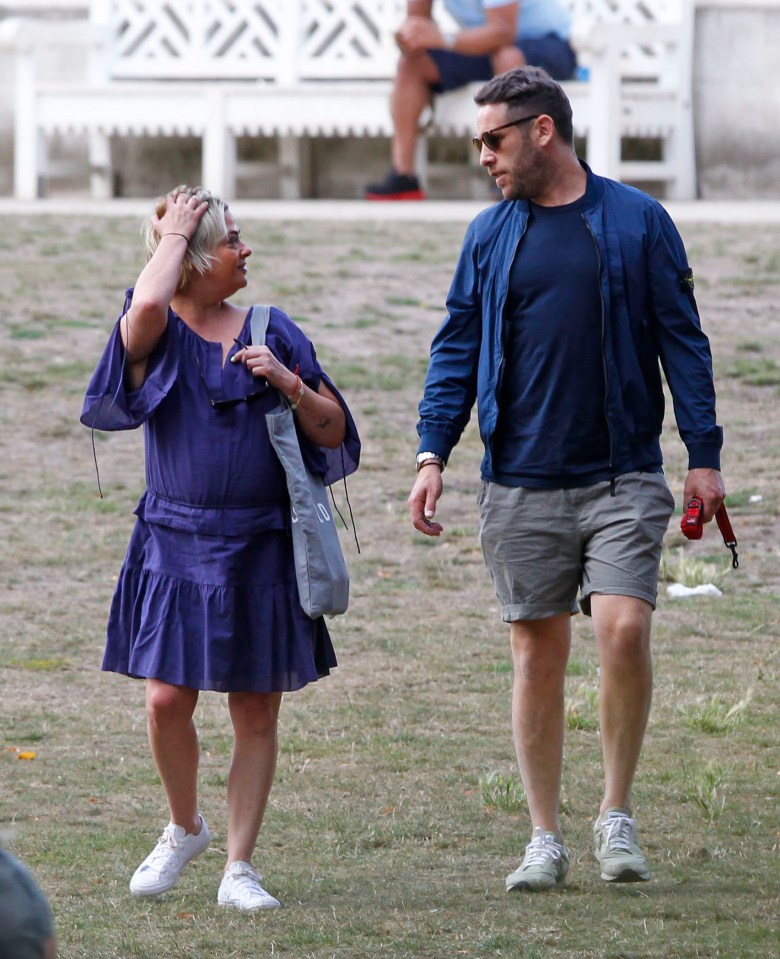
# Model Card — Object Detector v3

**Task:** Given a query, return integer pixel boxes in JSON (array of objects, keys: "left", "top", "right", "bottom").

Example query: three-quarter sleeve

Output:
[{"left": 81, "top": 308, "right": 180, "bottom": 432}]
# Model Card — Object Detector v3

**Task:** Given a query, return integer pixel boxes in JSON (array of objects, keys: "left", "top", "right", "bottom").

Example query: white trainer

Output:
[
  {"left": 506, "top": 827, "right": 570, "bottom": 892},
  {"left": 129, "top": 816, "right": 211, "bottom": 896},
  {"left": 594, "top": 808, "right": 651, "bottom": 882},
  {"left": 218, "top": 861, "right": 281, "bottom": 911}
]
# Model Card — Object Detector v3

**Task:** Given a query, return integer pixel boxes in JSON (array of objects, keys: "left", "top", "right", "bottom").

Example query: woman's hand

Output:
[
  {"left": 232, "top": 344, "right": 298, "bottom": 395},
  {"left": 122, "top": 193, "right": 210, "bottom": 388},
  {"left": 233, "top": 346, "right": 346, "bottom": 448},
  {"left": 152, "top": 192, "right": 208, "bottom": 243}
]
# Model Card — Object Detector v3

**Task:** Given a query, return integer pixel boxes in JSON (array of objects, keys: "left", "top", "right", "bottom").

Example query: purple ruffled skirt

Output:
[{"left": 102, "top": 517, "right": 337, "bottom": 693}]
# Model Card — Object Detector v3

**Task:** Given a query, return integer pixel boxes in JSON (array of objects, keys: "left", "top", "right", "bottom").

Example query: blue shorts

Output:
[{"left": 428, "top": 34, "right": 577, "bottom": 91}]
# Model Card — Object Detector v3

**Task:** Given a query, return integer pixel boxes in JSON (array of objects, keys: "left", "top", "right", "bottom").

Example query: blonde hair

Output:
[{"left": 143, "top": 184, "right": 230, "bottom": 292}]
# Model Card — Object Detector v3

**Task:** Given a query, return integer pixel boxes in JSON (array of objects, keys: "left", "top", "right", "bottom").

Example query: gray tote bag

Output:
[{"left": 251, "top": 306, "right": 350, "bottom": 619}]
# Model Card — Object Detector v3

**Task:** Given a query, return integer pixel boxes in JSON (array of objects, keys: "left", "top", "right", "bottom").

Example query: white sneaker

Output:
[
  {"left": 218, "top": 861, "right": 281, "bottom": 911},
  {"left": 129, "top": 816, "right": 211, "bottom": 896},
  {"left": 506, "top": 827, "right": 570, "bottom": 892},
  {"left": 594, "top": 808, "right": 651, "bottom": 882}
]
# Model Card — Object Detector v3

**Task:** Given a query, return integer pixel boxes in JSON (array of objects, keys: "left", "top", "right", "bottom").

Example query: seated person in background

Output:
[
  {"left": 365, "top": 0, "right": 577, "bottom": 200},
  {"left": 0, "top": 844, "right": 57, "bottom": 959}
]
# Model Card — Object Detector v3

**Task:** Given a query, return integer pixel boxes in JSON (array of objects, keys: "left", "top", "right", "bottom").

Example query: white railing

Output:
[
  {"left": 88, "top": 0, "right": 683, "bottom": 84},
  {"left": 90, "top": 0, "right": 403, "bottom": 81},
  {"left": 1, "top": 0, "right": 695, "bottom": 199}
]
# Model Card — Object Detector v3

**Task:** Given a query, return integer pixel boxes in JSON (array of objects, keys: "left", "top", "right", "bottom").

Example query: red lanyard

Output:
[{"left": 681, "top": 498, "right": 739, "bottom": 569}]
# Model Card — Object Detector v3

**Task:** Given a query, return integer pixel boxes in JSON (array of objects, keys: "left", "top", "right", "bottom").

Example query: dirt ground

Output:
[
  {"left": 0, "top": 209, "right": 778, "bottom": 958},
  {"left": 1, "top": 211, "right": 778, "bottom": 750},
  {"left": 0, "top": 209, "right": 777, "bottom": 716}
]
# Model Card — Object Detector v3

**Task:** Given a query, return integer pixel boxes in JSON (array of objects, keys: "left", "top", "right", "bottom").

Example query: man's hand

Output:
[
  {"left": 395, "top": 15, "right": 446, "bottom": 54},
  {"left": 408, "top": 464, "right": 444, "bottom": 536},
  {"left": 683, "top": 467, "right": 726, "bottom": 523}
]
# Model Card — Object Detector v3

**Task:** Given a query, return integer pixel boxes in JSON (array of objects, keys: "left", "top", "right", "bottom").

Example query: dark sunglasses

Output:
[
  {"left": 472, "top": 114, "right": 540, "bottom": 154},
  {"left": 194, "top": 354, "right": 268, "bottom": 411}
]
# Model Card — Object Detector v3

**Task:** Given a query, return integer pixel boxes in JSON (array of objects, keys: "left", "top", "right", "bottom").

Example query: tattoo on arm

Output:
[{"left": 316, "top": 415, "right": 332, "bottom": 431}]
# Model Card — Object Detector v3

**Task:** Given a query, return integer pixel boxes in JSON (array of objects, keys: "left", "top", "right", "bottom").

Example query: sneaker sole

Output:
[
  {"left": 364, "top": 190, "right": 426, "bottom": 201},
  {"left": 129, "top": 831, "right": 211, "bottom": 895},
  {"left": 600, "top": 866, "right": 651, "bottom": 883},
  {"left": 218, "top": 898, "right": 281, "bottom": 911},
  {"left": 506, "top": 872, "right": 567, "bottom": 893},
  {"left": 130, "top": 882, "right": 177, "bottom": 897},
  {"left": 131, "top": 866, "right": 199, "bottom": 896},
  {"left": 506, "top": 879, "right": 562, "bottom": 892}
]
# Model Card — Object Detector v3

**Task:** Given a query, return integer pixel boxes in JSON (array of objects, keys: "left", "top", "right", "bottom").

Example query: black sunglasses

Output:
[
  {"left": 472, "top": 114, "right": 540, "bottom": 153},
  {"left": 194, "top": 354, "right": 268, "bottom": 411}
]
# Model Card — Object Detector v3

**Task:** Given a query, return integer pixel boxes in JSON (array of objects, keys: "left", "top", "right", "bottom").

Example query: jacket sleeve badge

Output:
[{"left": 680, "top": 268, "right": 695, "bottom": 291}]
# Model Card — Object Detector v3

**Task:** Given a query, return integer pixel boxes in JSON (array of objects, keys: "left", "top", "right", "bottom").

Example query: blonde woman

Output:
[{"left": 82, "top": 186, "right": 359, "bottom": 910}]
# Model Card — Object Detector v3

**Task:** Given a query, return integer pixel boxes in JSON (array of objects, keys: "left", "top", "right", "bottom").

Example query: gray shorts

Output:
[{"left": 477, "top": 472, "right": 675, "bottom": 622}]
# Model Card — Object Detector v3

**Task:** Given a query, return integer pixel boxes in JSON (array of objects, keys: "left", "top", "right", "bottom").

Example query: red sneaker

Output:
[{"left": 364, "top": 168, "right": 426, "bottom": 201}]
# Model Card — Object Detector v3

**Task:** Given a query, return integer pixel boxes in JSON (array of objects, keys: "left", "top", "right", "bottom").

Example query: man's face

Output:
[{"left": 475, "top": 103, "right": 547, "bottom": 202}]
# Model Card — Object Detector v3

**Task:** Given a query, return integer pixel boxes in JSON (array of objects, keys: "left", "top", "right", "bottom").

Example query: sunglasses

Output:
[
  {"left": 194, "top": 354, "right": 268, "bottom": 411},
  {"left": 472, "top": 114, "right": 540, "bottom": 154}
]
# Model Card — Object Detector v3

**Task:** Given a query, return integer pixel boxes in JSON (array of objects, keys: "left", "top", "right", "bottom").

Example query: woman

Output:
[{"left": 81, "top": 185, "right": 360, "bottom": 910}]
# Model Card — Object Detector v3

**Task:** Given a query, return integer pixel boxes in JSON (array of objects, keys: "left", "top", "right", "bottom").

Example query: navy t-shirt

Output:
[{"left": 493, "top": 177, "right": 612, "bottom": 487}]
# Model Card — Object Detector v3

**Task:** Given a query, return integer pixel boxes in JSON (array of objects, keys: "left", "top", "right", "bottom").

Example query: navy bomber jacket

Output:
[{"left": 416, "top": 165, "right": 723, "bottom": 482}]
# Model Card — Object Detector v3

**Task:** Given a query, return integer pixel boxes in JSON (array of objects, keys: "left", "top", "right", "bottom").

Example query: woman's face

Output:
[{"left": 207, "top": 211, "right": 252, "bottom": 294}]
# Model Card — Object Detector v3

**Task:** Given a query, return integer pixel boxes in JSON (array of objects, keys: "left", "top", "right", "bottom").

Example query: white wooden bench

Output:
[{"left": 0, "top": 0, "right": 696, "bottom": 201}]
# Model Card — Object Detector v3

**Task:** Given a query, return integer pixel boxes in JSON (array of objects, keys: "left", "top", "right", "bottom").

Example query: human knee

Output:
[
  {"left": 510, "top": 618, "right": 570, "bottom": 684},
  {"left": 396, "top": 50, "right": 439, "bottom": 88},
  {"left": 600, "top": 614, "right": 651, "bottom": 667},
  {"left": 511, "top": 638, "right": 567, "bottom": 685},
  {"left": 230, "top": 693, "right": 281, "bottom": 739},
  {"left": 491, "top": 45, "right": 525, "bottom": 75},
  {"left": 514, "top": 651, "right": 567, "bottom": 686},
  {"left": 145, "top": 683, "right": 195, "bottom": 728}
]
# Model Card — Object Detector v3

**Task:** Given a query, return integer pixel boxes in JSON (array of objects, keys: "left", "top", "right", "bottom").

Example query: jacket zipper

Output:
[
  {"left": 491, "top": 220, "right": 528, "bottom": 473},
  {"left": 582, "top": 214, "right": 616, "bottom": 495}
]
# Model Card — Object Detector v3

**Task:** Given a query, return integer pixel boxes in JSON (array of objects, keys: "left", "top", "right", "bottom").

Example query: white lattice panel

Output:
[
  {"left": 91, "top": 0, "right": 682, "bottom": 83},
  {"left": 298, "top": 0, "right": 402, "bottom": 79},
  {"left": 102, "top": 0, "right": 286, "bottom": 79},
  {"left": 91, "top": 0, "right": 405, "bottom": 80},
  {"left": 567, "top": 0, "right": 684, "bottom": 77}
]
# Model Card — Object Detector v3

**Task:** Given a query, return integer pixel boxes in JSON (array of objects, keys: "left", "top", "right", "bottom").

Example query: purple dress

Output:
[{"left": 81, "top": 297, "right": 360, "bottom": 694}]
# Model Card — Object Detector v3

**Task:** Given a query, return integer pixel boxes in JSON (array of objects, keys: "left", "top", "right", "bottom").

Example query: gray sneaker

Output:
[
  {"left": 593, "top": 808, "right": 651, "bottom": 882},
  {"left": 130, "top": 816, "right": 211, "bottom": 896},
  {"left": 506, "top": 827, "right": 570, "bottom": 892}
]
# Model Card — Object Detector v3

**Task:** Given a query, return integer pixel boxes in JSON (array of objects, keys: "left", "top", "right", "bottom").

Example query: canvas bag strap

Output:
[
  {"left": 249, "top": 304, "right": 271, "bottom": 348},
  {"left": 252, "top": 302, "right": 359, "bottom": 553},
  {"left": 250, "top": 303, "right": 287, "bottom": 406}
]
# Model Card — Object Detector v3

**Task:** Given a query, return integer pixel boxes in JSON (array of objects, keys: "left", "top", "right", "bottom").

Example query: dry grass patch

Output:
[{"left": 0, "top": 213, "right": 778, "bottom": 959}]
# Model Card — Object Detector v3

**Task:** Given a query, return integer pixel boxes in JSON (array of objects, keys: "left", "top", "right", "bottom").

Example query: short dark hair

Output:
[{"left": 474, "top": 67, "right": 574, "bottom": 146}]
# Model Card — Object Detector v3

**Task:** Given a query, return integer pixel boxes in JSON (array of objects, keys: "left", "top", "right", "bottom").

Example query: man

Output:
[
  {"left": 408, "top": 67, "right": 725, "bottom": 892},
  {"left": 365, "top": 1, "right": 576, "bottom": 200}
]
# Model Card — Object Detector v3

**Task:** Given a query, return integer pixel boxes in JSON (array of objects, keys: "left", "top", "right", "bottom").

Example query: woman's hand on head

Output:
[{"left": 153, "top": 192, "right": 209, "bottom": 243}]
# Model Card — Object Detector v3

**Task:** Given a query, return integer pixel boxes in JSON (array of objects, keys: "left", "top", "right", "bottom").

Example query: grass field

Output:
[{"left": 0, "top": 211, "right": 778, "bottom": 959}]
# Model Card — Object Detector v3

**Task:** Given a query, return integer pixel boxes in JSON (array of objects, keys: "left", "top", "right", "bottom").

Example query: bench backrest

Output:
[{"left": 91, "top": 0, "right": 683, "bottom": 84}]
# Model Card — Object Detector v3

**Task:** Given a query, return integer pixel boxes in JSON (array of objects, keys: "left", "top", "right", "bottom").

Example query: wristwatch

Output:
[{"left": 416, "top": 452, "right": 445, "bottom": 472}]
